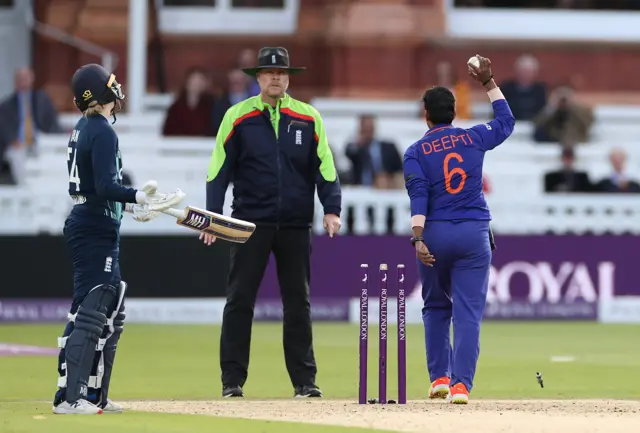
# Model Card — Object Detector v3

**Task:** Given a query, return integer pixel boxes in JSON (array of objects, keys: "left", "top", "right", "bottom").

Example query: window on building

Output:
[
  {"left": 453, "top": 0, "right": 640, "bottom": 9},
  {"left": 163, "top": 0, "right": 216, "bottom": 6},
  {"left": 231, "top": 0, "right": 284, "bottom": 7},
  {"left": 159, "top": 0, "right": 298, "bottom": 34}
]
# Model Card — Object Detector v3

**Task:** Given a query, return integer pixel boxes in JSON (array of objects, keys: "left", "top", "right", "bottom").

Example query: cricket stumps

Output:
[{"left": 359, "top": 263, "right": 406, "bottom": 405}]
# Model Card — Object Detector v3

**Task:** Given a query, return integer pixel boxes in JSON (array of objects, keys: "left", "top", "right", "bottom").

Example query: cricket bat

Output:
[{"left": 161, "top": 206, "right": 256, "bottom": 243}]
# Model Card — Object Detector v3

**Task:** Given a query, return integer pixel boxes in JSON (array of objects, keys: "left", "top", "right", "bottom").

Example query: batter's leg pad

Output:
[{"left": 56, "top": 284, "right": 117, "bottom": 403}]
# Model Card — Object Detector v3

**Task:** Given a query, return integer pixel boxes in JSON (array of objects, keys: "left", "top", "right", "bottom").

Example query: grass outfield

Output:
[
  {"left": 1, "top": 322, "right": 639, "bottom": 432},
  {"left": 0, "top": 402, "right": 389, "bottom": 433}
]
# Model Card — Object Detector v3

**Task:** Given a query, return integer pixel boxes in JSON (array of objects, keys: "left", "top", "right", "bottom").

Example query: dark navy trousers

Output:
[
  {"left": 418, "top": 220, "right": 492, "bottom": 392},
  {"left": 63, "top": 215, "right": 121, "bottom": 313}
]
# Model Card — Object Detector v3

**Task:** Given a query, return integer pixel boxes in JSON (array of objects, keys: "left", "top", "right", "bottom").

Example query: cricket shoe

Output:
[
  {"left": 101, "top": 400, "right": 124, "bottom": 413},
  {"left": 448, "top": 383, "right": 469, "bottom": 405},
  {"left": 53, "top": 399, "right": 103, "bottom": 414},
  {"left": 222, "top": 385, "right": 244, "bottom": 398},
  {"left": 429, "top": 377, "right": 451, "bottom": 399},
  {"left": 294, "top": 384, "right": 323, "bottom": 398}
]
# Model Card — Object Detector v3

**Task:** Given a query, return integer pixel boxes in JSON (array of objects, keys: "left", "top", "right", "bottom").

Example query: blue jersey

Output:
[
  {"left": 66, "top": 114, "right": 137, "bottom": 223},
  {"left": 403, "top": 99, "right": 515, "bottom": 222}
]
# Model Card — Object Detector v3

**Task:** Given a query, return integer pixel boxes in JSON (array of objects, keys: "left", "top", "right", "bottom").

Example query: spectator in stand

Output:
[
  {"left": 435, "top": 61, "right": 471, "bottom": 120},
  {"left": 543, "top": 146, "right": 592, "bottom": 192},
  {"left": 162, "top": 67, "right": 217, "bottom": 137},
  {"left": 533, "top": 85, "right": 594, "bottom": 145},
  {"left": 212, "top": 69, "right": 252, "bottom": 136},
  {"left": 0, "top": 67, "right": 63, "bottom": 185},
  {"left": 343, "top": 114, "right": 403, "bottom": 234},
  {"left": 237, "top": 48, "right": 261, "bottom": 96},
  {"left": 344, "top": 114, "right": 403, "bottom": 189},
  {"left": 500, "top": 54, "right": 547, "bottom": 121},
  {"left": 594, "top": 147, "right": 640, "bottom": 193},
  {"left": 482, "top": 175, "right": 491, "bottom": 194}
]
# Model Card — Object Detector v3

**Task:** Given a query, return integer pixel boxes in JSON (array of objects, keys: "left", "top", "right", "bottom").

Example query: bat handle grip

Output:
[{"left": 162, "top": 208, "right": 184, "bottom": 219}]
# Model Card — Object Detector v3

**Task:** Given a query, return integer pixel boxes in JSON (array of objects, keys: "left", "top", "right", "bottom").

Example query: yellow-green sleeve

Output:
[
  {"left": 313, "top": 108, "right": 342, "bottom": 216},
  {"left": 206, "top": 110, "right": 237, "bottom": 213}
]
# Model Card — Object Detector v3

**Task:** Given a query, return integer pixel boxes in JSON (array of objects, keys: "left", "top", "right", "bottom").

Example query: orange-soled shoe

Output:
[
  {"left": 428, "top": 377, "right": 451, "bottom": 399},
  {"left": 449, "top": 383, "right": 469, "bottom": 404}
]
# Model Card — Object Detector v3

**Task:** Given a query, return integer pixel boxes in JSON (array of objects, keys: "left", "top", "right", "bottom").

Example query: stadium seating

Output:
[{"left": 2, "top": 97, "right": 640, "bottom": 236}]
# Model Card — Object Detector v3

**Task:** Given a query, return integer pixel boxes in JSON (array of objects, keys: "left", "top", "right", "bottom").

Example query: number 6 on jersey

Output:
[{"left": 444, "top": 152, "right": 466, "bottom": 194}]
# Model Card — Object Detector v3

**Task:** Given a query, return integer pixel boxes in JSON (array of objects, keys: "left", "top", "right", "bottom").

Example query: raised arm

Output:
[{"left": 467, "top": 55, "right": 516, "bottom": 151}]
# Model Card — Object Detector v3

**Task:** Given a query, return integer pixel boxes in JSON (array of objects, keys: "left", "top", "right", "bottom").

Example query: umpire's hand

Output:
[{"left": 323, "top": 214, "right": 341, "bottom": 238}]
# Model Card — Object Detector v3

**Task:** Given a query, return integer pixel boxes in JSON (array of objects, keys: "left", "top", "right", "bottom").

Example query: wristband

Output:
[
  {"left": 488, "top": 87, "right": 505, "bottom": 102},
  {"left": 135, "top": 190, "right": 147, "bottom": 205},
  {"left": 482, "top": 75, "right": 494, "bottom": 86},
  {"left": 410, "top": 236, "right": 424, "bottom": 246}
]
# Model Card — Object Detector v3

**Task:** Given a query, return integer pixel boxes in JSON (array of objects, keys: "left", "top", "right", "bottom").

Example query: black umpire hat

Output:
[
  {"left": 241, "top": 47, "right": 306, "bottom": 77},
  {"left": 71, "top": 63, "right": 125, "bottom": 112}
]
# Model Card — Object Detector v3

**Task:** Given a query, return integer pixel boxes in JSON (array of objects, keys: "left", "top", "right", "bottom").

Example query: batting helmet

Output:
[{"left": 71, "top": 63, "right": 125, "bottom": 120}]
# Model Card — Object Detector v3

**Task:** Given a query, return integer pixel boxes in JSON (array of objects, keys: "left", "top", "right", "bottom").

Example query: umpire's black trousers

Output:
[{"left": 219, "top": 225, "right": 317, "bottom": 388}]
